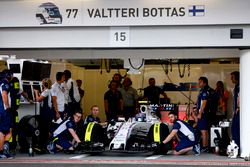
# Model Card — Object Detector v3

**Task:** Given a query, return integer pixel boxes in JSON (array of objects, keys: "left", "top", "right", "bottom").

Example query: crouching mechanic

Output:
[
  {"left": 162, "top": 111, "right": 200, "bottom": 155},
  {"left": 50, "top": 110, "right": 82, "bottom": 153}
]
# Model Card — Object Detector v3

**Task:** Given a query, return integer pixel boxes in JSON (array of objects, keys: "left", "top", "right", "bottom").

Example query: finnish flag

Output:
[{"left": 189, "top": 5, "right": 205, "bottom": 16}]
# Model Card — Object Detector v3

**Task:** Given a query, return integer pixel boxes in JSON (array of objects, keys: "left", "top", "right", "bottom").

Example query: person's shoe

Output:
[
  {"left": 193, "top": 144, "right": 200, "bottom": 156},
  {"left": 47, "top": 142, "right": 56, "bottom": 154},
  {"left": 201, "top": 147, "right": 209, "bottom": 153},
  {"left": 4, "top": 153, "right": 14, "bottom": 159},
  {"left": 3, "top": 143, "right": 10, "bottom": 155},
  {"left": 0, "top": 154, "right": 6, "bottom": 160}
]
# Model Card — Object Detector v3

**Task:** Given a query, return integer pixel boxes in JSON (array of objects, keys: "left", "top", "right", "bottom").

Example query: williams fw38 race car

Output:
[{"left": 78, "top": 104, "right": 172, "bottom": 154}]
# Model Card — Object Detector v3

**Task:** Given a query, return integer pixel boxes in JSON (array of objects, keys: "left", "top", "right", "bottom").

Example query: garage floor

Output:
[{"left": 0, "top": 151, "right": 249, "bottom": 167}]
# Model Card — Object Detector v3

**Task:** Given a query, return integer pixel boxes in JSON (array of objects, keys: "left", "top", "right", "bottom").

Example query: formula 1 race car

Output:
[
  {"left": 78, "top": 104, "right": 171, "bottom": 154},
  {"left": 107, "top": 104, "right": 171, "bottom": 153}
]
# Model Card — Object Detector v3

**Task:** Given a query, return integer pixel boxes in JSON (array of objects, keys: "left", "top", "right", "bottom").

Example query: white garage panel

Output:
[
  {"left": 0, "top": 0, "right": 250, "bottom": 27},
  {"left": 0, "top": 49, "right": 240, "bottom": 60},
  {"left": 0, "top": 26, "right": 249, "bottom": 48}
]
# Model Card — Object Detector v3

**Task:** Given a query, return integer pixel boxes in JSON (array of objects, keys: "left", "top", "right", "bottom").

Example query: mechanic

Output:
[
  {"left": 0, "top": 70, "right": 14, "bottom": 159},
  {"left": 196, "top": 77, "right": 212, "bottom": 153},
  {"left": 84, "top": 105, "right": 101, "bottom": 124},
  {"left": 51, "top": 72, "right": 66, "bottom": 120},
  {"left": 49, "top": 110, "right": 82, "bottom": 154},
  {"left": 162, "top": 111, "right": 200, "bottom": 155},
  {"left": 230, "top": 71, "right": 240, "bottom": 148}
]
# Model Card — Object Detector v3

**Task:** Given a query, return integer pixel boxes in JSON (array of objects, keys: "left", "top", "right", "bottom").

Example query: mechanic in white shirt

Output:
[
  {"left": 51, "top": 72, "right": 66, "bottom": 120},
  {"left": 34, "top": 78, "right": 53, "bottom": 149},
  {"left": 64, "top": 70, "right": 80, "bottom": 117}
]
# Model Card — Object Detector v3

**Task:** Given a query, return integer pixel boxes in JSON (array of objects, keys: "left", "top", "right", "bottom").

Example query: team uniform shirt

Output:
[
  {"left": 0, "top": 79, "right": 10, "bottom": 111},
  {"left": 172, "top": 119, "right": 196, "bottom": 151},
  {"left": 144, "top": 86, "right": 164, "bottom": 104},
  {"left": 197, "top": 86, "right": 209, "bottom": 114},
  {"left": 197, "top": 85, "right": 210, "bottom": 130},
  {"left": 0, "top": 79, "right": 11, "bottom": 134},
  {"left": 54, "top": 119, "right": 77, "bottom": 140},
  {"left": 173, "top": 120, "right": 195, "bottom": 141},
  {"left": 53, "top": 118, "right": 78, "bottom": 149},
  {"left": 51, "top": 82, "right": 65, "bottom": 112},
  {"left": 41, "top": 88, "right": 52, "bottom": 108},
  {"left": 66, "top": 78, "right": 80, "bottom": 103},
  {"left": 120, "top": 86, "right": 138, "bottom": 107},
  {"left": 84, "top": 115, "right": 101, "bottom": 124},
  {"left": 104, "top": 90, "right": 123, "bottom": 114}
]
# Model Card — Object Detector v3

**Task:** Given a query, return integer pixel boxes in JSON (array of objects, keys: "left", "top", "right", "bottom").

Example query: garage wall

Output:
[
  {"left": 59, "top": 63, "right": 238, "bottom": 122},
  {"left": 0, "top": 61, "right": 7, "bottom": 71},
  {"left": 131, "top": 64, "right": 238, "bottom": 120}
]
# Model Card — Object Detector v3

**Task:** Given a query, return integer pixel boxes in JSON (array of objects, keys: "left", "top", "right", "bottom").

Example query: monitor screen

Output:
[
  {"left": 22, "top": 84, "right": 33, "bottom": 101},
  {"left": 22, "top": 61, "right": 51, "bottom": 81},
  {"left": 9, "top": 64, "right": 21, "bottom": 73},
  {"left": 40, "top": 63, "right": 51, "bottom": 80}
]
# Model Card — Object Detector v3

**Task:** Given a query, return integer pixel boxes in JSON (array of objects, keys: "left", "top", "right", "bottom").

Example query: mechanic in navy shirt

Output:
[
  {"left": 162, "top": 111, "right": 200, "bottom": 155},
  {"left": 196, "top": 77, "right": 210, "bottom": 152},
  {"left": 0, "top": 70, "right": 13, "bottom": 159},
  {"left": 84, "top": 105, "right": 101, "bottom": 124},
  {"left": 52, "top": 110, "right": 82, "bottom": 153},
  {"left": 230, "top": 71, "right": 240, "bottom": 147}
]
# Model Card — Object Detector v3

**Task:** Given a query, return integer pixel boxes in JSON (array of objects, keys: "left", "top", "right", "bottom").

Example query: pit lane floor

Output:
[{"left": 1, "top": 151, "right": 250, "bottom": 167}]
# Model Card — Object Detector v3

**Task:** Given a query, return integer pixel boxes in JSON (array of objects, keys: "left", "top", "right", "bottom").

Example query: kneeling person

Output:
[
  {"left": 162, "top": 111, "right": 200, "bottom": 155},
  {"left": 84, "top": 105, "right": 101, "bottom": 124},
  {"left": 51, "top": 110, "right": 82, "bottom": 153}
]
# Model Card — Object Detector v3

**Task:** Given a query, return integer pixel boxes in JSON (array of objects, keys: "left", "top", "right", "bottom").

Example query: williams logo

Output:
[{"left": 36, "top": 2, "right": 63, "bottom": 24}]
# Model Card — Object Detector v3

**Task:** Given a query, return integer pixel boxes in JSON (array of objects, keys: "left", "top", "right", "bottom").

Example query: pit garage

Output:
[{"left": 0, "top": 0, "right": 250, "bottom": 166}]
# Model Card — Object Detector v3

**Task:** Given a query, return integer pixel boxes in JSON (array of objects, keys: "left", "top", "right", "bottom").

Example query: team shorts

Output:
[
  {"left": 55, "top": 137, "right": 72, "bottom": 150},
  {"left": 0, "top": 110, "right": 11, "bottom": 134},
  {"left": 197, "top": 116, "right": 208, "bottom": 130},
  {"left": 175, "top": 137, "right": 195, "bottom": 152}
]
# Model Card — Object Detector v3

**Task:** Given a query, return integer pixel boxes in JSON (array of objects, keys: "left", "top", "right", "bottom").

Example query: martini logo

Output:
[{"left": 36, "top": 2, "right": 62, "bottom": 24}]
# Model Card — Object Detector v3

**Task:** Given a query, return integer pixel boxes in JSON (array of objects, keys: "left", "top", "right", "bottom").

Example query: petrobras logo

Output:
[{"left": 36, "top": 2, "right": 63, "bottom": 25}]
